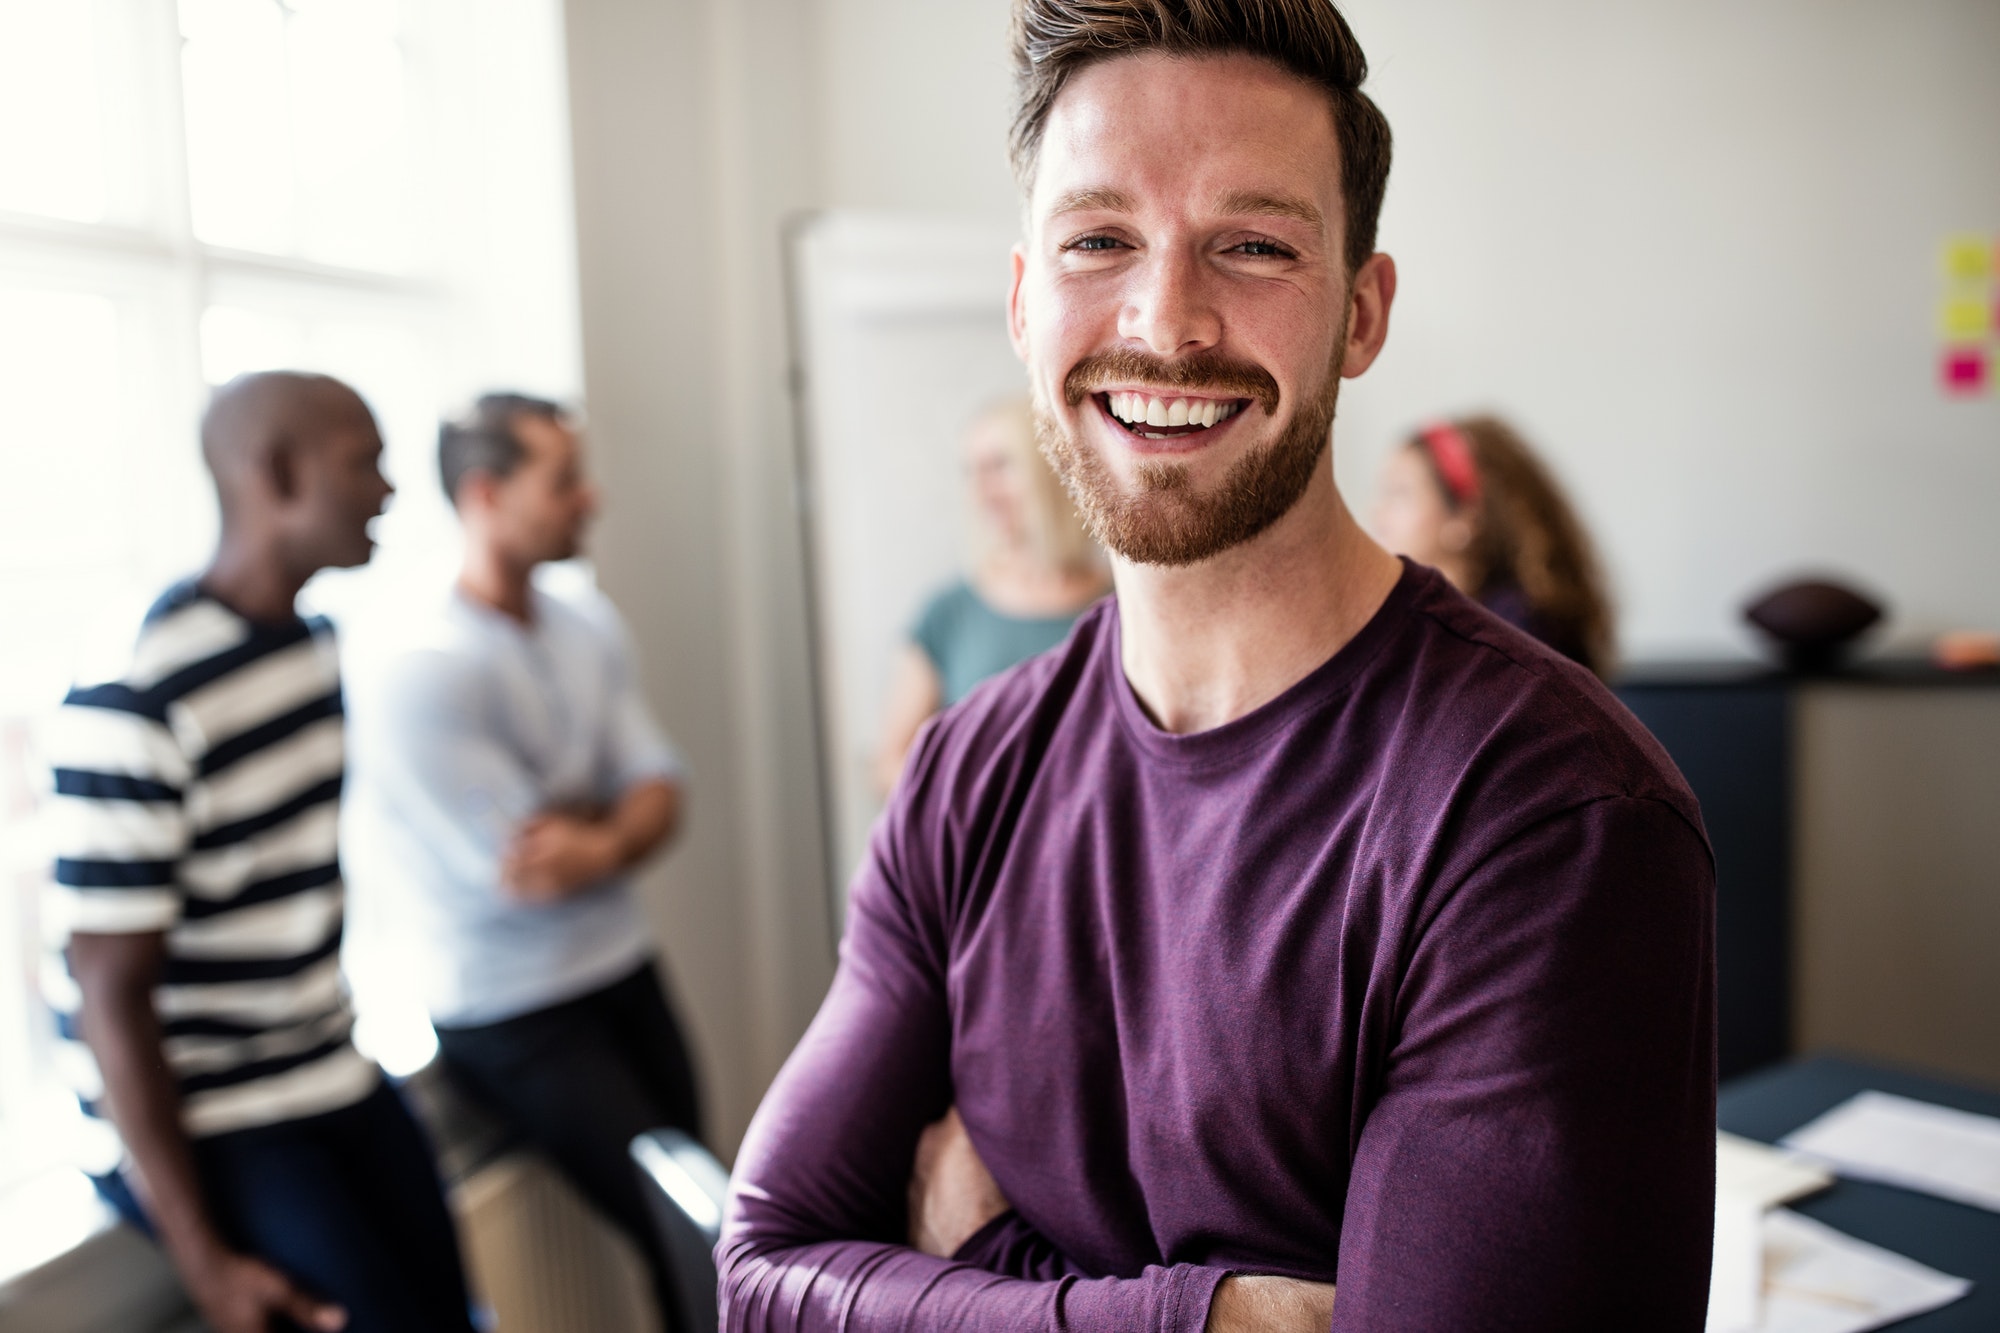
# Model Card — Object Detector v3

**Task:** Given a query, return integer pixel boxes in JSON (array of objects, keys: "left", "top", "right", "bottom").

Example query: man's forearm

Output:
[
  {"left": 1204, "top": 1276, "right": 1335, "bottom": 1333},
  {"left": 71, "top": 947, "right": 227, "bottom": 1278},
  {"left": 500, "top": 778, "right": 682, "bottom": 902},
  {"left": 604, "top": 776, "right": 680, "bottom": 870},
  {"left": 720, "top": 1233, "right": 1227, "bottom": 1333}
]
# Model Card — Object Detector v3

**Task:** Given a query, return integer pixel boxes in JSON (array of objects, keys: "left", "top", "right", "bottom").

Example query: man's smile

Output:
[{"left": 1093, "top": 390, "right": 1252, "bottom": 449}]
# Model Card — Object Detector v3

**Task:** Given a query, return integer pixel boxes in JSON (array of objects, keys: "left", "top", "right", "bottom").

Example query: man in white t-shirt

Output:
[{"left": 343, "top": 393, "right": 700, "bottom": 1330}]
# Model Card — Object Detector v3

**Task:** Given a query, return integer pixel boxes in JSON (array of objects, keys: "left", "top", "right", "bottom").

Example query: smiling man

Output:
[
  {"left": 720, "top": 4, "right": 1716, "bottom": 1331},
  {"left": 53, "top": 373, "right": 475, "bottom": 1333}
]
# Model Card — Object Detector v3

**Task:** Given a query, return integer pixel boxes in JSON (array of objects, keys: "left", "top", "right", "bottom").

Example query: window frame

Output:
[{"left": 0, "top": 0, "right": 574, "bottom": 1204}]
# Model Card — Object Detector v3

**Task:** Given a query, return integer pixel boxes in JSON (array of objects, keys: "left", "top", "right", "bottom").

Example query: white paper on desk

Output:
[
  {"left": 1718, "top": 1132, "right": 1834, "bottom": 1210},
  {"left": 1781, "top": 1090, "right": 2000, "bottom": 1213},
  {"left": 1706, "top": 1193, "right": 1764, "bottom": 1332},
  {"left": 1712, "top": 1208, "right": 1971, "bottom": 1333}
]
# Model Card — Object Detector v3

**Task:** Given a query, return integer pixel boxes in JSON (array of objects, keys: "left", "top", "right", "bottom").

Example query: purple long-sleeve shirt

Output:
[{"left": 722, "top": 562, "right": 1716, "bottom": 1331}]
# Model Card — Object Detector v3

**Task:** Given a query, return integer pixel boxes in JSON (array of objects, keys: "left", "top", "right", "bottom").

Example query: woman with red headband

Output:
[{"left": 1372, "top": 414, "right": 1615, "bottom": 677}]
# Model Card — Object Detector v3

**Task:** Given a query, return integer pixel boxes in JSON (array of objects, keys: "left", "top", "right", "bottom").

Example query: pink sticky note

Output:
[{"left": 1942, "top": 347, "right": 1988, "bottom": 396}]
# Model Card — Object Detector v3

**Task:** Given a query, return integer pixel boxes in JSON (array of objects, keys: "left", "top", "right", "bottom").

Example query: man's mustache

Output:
[{"left": 1063, "top": 348, "right": 1281, "bottom": 417}]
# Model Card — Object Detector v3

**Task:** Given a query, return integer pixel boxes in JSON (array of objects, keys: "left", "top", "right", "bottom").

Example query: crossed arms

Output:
[
  {"left": 360, "top": 645, "right": 684, "bottom": 904},
  {"left": 718, "top": 795, "right": 1718, "bottom": 1333},
  {"left": 906, "top": 1107, "right": 1335, "bottom": 1332}
]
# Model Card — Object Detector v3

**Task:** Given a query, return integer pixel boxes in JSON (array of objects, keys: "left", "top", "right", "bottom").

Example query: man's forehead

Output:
[
  {"left": 1044, "top": 185, "right": 1326, "bottom": 234},
  {"left": 1031, "top": 51, "right": 1343, "bottom": 230}
]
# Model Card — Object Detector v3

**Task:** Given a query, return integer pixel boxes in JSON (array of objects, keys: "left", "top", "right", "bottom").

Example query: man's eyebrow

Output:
[
  {"left": 1215, "top": 190, "right": 1325, "bottom": 232},
  {"left": 1046, "top": 187, "right": 1135, "bottom": 218}
]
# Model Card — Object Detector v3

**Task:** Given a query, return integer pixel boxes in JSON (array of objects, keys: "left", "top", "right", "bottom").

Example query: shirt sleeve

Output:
[
  {"left": 717, "top": 730, "right": 1226, "bottom": 1333},
  {"left": 1331, "top": 796, "right": 1717, "bottom": 1332},
  {"left": 953, "top": 1211, "right": 1094, "bottom": 1282},
  {"left": 598, "top": 611, "right": 685, "bottom": 795},
  {"left": 46, "top": 698, "right": 191, "bottom": 934}
]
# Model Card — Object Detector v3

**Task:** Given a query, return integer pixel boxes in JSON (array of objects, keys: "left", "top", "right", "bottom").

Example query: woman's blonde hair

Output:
[
  {"left": 1412, "top": 415, "right": 1616, "bottom": 677},
  {"left": 970, "top": 396, "right": 1101, "bottom": 577}
]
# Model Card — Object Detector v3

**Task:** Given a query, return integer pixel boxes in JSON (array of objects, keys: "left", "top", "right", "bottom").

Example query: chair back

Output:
[{"left": 630, "top": 1129, "right": 731, "bottom": 1333}]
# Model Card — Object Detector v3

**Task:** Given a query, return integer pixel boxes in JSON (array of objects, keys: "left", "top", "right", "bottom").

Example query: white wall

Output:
[
  {"left": 1338, "top": 0, "right": 2000, "bottom": 656},
  {"left": 816, "top": 0, "right": 1018, "bottom": 218},
  {"left": 559, "top": 0, "right": 2000, "bottom": 1151},
  {"left": 563, "top": 0, "right": 835, "bottom": 1156}
]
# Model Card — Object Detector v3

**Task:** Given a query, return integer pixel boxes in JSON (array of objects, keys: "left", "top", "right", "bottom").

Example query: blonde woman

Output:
[
  {"left": 873, "top": 398, "right": 1108, "bottom": 793},
  {"left": 1372, "top": 414, "right": 1615, "bottom": 677}
]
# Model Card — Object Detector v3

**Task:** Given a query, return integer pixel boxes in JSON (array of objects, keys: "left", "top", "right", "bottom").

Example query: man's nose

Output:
[{"left": 1117, "top": 248, "right": 1221, "bottom": 357}]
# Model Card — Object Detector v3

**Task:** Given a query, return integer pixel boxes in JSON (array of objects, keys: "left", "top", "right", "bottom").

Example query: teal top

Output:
[{"left": 912, "top": 580, "right": 1092, "bottom": 706}]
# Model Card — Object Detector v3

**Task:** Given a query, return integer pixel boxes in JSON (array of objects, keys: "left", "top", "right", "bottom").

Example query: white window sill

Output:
[{"left": 0, "top": 1169, "right": 194, "bottom": 1332}]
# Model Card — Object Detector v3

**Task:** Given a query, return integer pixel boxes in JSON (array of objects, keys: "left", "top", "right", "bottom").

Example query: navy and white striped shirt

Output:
[{"left": 45, "top": 581, "right": 377, "bottom": 1139}]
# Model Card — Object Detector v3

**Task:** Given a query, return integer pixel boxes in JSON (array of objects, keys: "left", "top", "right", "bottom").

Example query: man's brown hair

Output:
[{"left": 1009, "top": 0, "right": 1392, "bottom": 274}]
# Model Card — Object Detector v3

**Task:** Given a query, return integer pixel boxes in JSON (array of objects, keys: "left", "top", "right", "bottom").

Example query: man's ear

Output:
[
  {"left": 456, "top": 469, "right": 498, "bottom": 517},
  {"left": 1007, "top": 243, "right": 1030, "bottom": 363},
  {"left": 268, "top": 435, "right": 300, "bottom": 502},
  {"left": 1339, "top": 252, "right": 1398, "bottom": 381}
]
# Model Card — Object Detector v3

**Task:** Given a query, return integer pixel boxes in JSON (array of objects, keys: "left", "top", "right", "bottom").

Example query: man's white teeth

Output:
[{"left": 1107, "top": 393, "right": 1240, "bottom": 429}]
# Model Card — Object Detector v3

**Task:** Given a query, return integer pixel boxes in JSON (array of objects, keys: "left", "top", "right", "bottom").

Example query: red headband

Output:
[{"left": 1418, "top": 421, "right": 1482, "bottom": 508}]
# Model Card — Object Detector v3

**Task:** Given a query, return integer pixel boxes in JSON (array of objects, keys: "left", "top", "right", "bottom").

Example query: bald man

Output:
[{"left": 49, "top": 372, "right": 476, "bottom": 1333}]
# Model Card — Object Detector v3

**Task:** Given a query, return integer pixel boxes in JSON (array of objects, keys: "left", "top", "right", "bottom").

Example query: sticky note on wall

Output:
[
  {"left": 1940, "top": 296, "right": 1990, "bottom": 341},
  {"left": 1943, "top": 235, "right": 1991, "bottom": 285},
  {"left": 1941, "top": 347, "right": 1988, "bottom": 396},
  {"left": 1936, "top": 234, "right": 1999, "bottom": 400}
]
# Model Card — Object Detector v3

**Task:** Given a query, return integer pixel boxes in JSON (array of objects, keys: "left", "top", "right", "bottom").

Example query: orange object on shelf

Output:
[{"left": 1933, "top": 631, "right": 2000, "bottom": 670}]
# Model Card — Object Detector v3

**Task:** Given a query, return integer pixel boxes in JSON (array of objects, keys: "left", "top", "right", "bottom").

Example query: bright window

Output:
[
  {"left": 0, "top": 4, "right": 113, "bottom": 224},
  {"left": 0, "top": 0, "right": 581, "bottom": 1205}
]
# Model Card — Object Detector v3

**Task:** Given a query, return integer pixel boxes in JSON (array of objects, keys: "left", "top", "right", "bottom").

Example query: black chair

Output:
[{"left": 630, "top": 1129, "right": 731, "bottom": 1333}]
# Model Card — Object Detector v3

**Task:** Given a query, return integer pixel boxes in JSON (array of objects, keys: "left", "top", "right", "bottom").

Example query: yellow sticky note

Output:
[
  {"left": 1940, "top": 295, "right": 1992, "bottom": 341},
  {"left": 1942, "top": 234, "right": 1991, "bottom": 285}
]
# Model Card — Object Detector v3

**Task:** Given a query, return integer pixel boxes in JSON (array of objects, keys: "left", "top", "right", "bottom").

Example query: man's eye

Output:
[
  {"left": 1232, "top": 240, "right": 1292, "bottom": 258},
  {"left": 1064, "top": 235, "right": 1124, "bottom": 252}
]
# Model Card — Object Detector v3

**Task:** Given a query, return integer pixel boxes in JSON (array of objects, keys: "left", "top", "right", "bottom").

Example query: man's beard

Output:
[{"left": 1033, "top": 339, "right": 1345, "bottom": 568}]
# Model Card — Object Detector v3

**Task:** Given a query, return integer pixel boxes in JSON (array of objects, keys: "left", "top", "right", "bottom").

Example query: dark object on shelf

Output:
[
  {"left": 1744, "top": 579, "right": 1883, "bottom": 671},
  {"left": 1720, "top": 1054, "right": 2000, "bottom": 1332}
]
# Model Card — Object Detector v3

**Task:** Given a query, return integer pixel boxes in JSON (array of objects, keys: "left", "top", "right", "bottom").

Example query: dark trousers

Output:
[
  {"left": 435, "top": 961, "right": 703, "bottom": 1331},
  {"left": 98, "top": 1079, "right": 477, "bottom": 1333}
]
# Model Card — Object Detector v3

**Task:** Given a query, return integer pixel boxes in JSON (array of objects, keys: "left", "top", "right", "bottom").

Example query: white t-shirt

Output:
[{"left": 342, "top": 580, "right": 684, "bottom": 1027}]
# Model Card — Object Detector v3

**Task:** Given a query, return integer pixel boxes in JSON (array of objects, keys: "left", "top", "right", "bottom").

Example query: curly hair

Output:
[{"left": 1416, "top": 416, "right": 1617, "bottom": 678}]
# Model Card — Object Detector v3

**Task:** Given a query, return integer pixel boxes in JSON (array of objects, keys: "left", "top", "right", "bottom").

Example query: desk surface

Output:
[{"left": 1719, "top": 1054, "right": 2000, "bottom": 1331}]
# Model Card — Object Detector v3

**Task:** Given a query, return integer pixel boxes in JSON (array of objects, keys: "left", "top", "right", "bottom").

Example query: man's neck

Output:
[
  {"left": 1112, "top": 467, "right": 1402, "bottom": 735},
  {"left": 458, "top": 542, "right": 535, "bottom": 623},
  {"left": 201, "top": 537, "right": 309, "bottom": 625}
]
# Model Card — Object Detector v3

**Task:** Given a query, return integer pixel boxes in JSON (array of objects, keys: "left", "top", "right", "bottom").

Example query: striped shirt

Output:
[{"left": 45, "top": 581, "right": 377, "bottom": 1139}]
